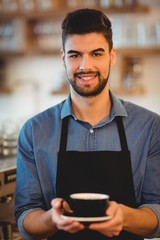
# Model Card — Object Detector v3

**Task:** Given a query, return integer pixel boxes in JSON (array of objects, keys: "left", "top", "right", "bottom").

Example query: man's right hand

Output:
[{"left": 51, "top": 198, "right": 85, "bottom": 233}]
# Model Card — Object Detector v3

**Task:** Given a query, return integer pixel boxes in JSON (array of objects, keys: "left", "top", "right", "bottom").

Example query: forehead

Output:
[{"left": 64, "top": 33, "right": 109, "bottom": 52}]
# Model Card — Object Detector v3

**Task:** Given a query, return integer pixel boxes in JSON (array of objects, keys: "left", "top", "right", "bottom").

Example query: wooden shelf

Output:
[
  {"left": 0, "top": 1, "right": 152, "bottom": 59},
  {"left": 0, "top": 10, "right": 64, "bottom": 21},
  {"left": 0, "top": 50, "right": 26, "bottom": 58},
  {"left": 0, "top": 1, "right": 158, "bottom": 97},
  {"left": 1, "top": 47, "right": 160, "bottom": 57},
  {"left": 0, "top": 85, "right": 12, "bottom": 94},
  {"left": 98, "top": 4, "right": 149, "bottom": 14},
  {"left": 117, "top": 47, "right": 160, "bottom": 56},
  {"left": 25, "top": 48, "right": 61, "bottom": 56},
  {"left": 111, "top": 87, "right": 145, "bottom": 96},
  {"left": 0, "top": 2, "right": 149, "bottom": 19}
]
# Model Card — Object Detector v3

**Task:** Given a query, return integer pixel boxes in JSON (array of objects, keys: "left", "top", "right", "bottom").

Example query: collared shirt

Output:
[{"left": 15, "top": 92, "right": 160, "bottom": 239}]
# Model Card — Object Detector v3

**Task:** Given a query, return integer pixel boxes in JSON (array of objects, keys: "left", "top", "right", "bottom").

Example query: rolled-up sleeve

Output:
[
  {"left": 17, "top": 209, "right": 39, "bottom": 240},
  {"left": 15, "top": 121, "right": 46, "bottom": 222},
  {"left": 139, "top": 204, "right": 160, "bottom": 238}
]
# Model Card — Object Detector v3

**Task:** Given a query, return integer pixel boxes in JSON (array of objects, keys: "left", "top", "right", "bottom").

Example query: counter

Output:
[{"left": 0, "top": 157, "right": 16, "bottom": 198}]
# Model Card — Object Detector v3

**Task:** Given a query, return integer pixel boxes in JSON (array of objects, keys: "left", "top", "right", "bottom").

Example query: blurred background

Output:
[{"left": 0, "top": 0, "right": 160, "bottom": 239}]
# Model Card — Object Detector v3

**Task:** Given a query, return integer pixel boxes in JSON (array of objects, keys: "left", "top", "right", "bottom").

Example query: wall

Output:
[
  {"left": 0, "top": 0, "right": 160, "bottom": 124},
  {"left": 0, "top": 56, "right": 65, "bottom": 122},
  {"left": 1, "top": 53, "right": 159, "bottom": 122}
]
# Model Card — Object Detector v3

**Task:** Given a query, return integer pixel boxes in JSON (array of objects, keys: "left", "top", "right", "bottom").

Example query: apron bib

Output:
[{"left": 49, "top": 116, "right": 143, "bottom": 240}]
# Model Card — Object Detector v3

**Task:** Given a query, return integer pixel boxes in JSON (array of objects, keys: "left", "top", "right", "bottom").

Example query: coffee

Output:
[{"left": 66, "top": 193, "right": 109, "bottom": 217}]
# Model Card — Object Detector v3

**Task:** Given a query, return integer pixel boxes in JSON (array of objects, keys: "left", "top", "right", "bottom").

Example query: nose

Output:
[{"left": 79, "top": 55, "right": 92, "bottom": 70}]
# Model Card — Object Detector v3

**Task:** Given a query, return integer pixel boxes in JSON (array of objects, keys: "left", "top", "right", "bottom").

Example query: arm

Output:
[
  {"left": 88, "top": 201, "right": 158, "bottom": 238},
  {"left": 15, "top": 120, "right": 57, "bottom": 239},
  {"left": 23, "top": 201, "right": 159, "bottom": 239},
  {"left": 120, "top": 204, "right": 158, "bottom": 236},
  {"left": 23, "top": 209, "right": 57, "bottom": 239},
  {"left": 23, "top": 199, "right": 84, "bottom": 239}
]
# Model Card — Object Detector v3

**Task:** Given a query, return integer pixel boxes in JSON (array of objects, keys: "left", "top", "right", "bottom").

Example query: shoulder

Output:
[
  {"left": 120, "top": 98, "right": 159, "bottom": 121},
  {"left": 119, "top": 99, "right": 160, "bottom": 136},
  {"left": 20, "top": 100, "right": 65, "bottom": 135}
]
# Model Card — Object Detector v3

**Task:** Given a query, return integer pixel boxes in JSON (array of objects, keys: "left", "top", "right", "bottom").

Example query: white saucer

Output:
[{"left": 61, "top": 214, "right": 112, "bottom": 222}]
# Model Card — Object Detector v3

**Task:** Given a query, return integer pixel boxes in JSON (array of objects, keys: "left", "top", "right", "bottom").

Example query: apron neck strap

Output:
[
  {"left": 115, "top": 116, "right": 129, "bottom": 151},
  {"left": 59, "top": 116, "right": 129, "bottom": 152},
  {"left": 59, "top": 117, "right": 69, "bottom": 152}
]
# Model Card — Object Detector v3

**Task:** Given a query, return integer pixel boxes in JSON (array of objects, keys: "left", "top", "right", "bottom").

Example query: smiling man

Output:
[
  {"left": 64, "top": 38, "right": 114, "bottom": 98},
  {"left": 15, "top": 9, "right": 160, "bottom": 240}
]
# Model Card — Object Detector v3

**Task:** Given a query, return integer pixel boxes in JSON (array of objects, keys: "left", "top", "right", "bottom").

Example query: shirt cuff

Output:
[
  {"left": 17, "top": 208, "right": 41, "bottom": 240},
  {"left": 138, "top": 203, "right": 160, "bottom": 238}
]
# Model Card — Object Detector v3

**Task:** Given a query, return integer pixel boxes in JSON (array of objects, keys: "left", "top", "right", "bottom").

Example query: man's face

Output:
[{"left": 62, "top": 33, "right": 115, "bottom": 97}]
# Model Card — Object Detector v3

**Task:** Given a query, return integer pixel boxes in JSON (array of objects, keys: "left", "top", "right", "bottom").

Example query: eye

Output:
[
  {"left": 92, "top": 52, "right": 102, "bottom": 57},
  {"left": 69, "top": 53, "right": 81, "bottom": 58}
]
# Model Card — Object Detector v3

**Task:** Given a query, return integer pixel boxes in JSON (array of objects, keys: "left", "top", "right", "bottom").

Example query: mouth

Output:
[{"left": 75, "top": 71, "right": 99, "bottom": 82}]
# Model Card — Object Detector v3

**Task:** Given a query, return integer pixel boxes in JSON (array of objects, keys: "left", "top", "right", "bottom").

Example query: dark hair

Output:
[{"left": 61, "top": 8, "right": 113, "bottom": 52}]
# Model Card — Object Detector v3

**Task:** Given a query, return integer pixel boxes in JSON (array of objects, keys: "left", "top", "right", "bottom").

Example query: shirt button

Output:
[{"left": 90, "top": 129, "right": 94, "bottom": 134}]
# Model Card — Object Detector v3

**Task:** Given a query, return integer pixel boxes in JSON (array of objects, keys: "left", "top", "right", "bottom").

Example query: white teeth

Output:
[
  {"left": 77, "top": 73, "right": 97, "bottom": 81},
  {"left": 81, "top": 76, "right": 94, "bottom": 81}
]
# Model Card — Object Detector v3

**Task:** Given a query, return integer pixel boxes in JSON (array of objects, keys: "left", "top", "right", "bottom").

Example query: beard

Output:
[{"left": 67, "top": 68, "right": 111, "bottom": 97}]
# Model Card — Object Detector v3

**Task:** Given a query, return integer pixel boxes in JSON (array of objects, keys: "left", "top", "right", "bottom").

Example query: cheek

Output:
[
  {"left": 100, "top": 63, "right": 110, "bottom": 78},
  {"left": 64, "top": 64, "right": 74, "bottom": 80},
  {"left": 65, "top": 63, "right": 73, "bottom": 74},
  {"left": 65, "top": 60, "right": 77, "bottom": 76}
]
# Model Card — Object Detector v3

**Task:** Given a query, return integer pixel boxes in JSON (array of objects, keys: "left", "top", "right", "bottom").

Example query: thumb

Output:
[
  {"left": 106, "top": 201, "right": 117, "bottom": 217},
  {"left": 51, "top": 198, "right": 63, "bottom": 209}
]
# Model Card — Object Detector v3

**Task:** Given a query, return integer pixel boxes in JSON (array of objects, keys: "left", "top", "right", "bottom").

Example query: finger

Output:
[
  {"left": 51, "top": 198, "right": 63, "bottom": 210},
  {"left": 51, "top": 199, "right": 66, "bottom": 223},
  {"left": 61, "top": 221, "right": 84, "bottom": 233},
  {"left": 55, "top": 216, "right": 84, "bottom": 233},
  {"left": 51, "top": 207, "right": 73, "bottom": 229},
  {"left": 51, "top": 198, "right": 85, "bottom": 233},
  {"left": 89, "top": 221, "right": 122, "bottom": 237},
  {"left": 106, "top": 201, "right": 118, "bottom": 217},
  {"left": 61, "top": 200, "right": 73, "bottom": 213},
  {"left": 106, "top": 231, "right": 121, "bottom": 237}
]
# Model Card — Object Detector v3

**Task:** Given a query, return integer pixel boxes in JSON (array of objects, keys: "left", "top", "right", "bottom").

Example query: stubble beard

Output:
[{"left": 67, "top": 69, "right": 111, "bottom": 97}]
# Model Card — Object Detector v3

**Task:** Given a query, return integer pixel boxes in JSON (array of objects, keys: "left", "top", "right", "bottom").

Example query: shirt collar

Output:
[
  {"left": 110, "top": 91, "right": 128, "bottom": 118},
  {"left": 60, "top": 92, "right": 128, "bottom": 120},
  {"left": 61, "top": 95, "right": 73, "bottom": 119}
]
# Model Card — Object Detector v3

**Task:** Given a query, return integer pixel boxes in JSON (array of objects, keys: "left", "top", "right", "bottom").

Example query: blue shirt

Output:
[{"left": 15, "top": 92, "right": 160, "bottom": 239}]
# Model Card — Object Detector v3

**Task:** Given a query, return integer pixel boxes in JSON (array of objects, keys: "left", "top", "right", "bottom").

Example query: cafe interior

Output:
[{"left": 0, "top": 0, "right": 160, "bottom": 239}]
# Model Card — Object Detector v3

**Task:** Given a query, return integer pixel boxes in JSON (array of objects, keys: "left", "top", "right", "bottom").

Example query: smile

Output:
[{"left": 76, "top": 72, "right": 98, "bottom": 81}]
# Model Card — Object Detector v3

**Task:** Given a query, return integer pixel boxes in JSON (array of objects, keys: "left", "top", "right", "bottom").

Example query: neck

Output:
[{"left": 71, "top": 88, "right": 111, "bottom": 126}]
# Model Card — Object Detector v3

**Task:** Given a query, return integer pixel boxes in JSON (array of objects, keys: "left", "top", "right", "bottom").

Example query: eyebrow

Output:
[
  {"left": 67, "top": 48, "right": 105, "bottom": 55},
  {"left": 67, "top": 50, "right": 80, "bottom": 54},
  {"left": 92, "top": 48, "right": 105, "bottom": 53}
]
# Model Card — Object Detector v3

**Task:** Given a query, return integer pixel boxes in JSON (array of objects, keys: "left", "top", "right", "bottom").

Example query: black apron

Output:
[{"left": 50, "top": 116, "right": 143, "bottom": 240}]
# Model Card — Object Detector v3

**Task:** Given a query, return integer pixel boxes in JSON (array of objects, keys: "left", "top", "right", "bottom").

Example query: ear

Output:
[
  {"left": 61, "top": 49, "right": 65, "bottom": 65},
  {"left": 110, "top": 48, "right": 116, "bottom": 66}
]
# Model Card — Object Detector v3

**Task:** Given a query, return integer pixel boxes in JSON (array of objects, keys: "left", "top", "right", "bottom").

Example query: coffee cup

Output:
[{"left": 62, "top": 193, "right": 109, "bottom": 217}]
